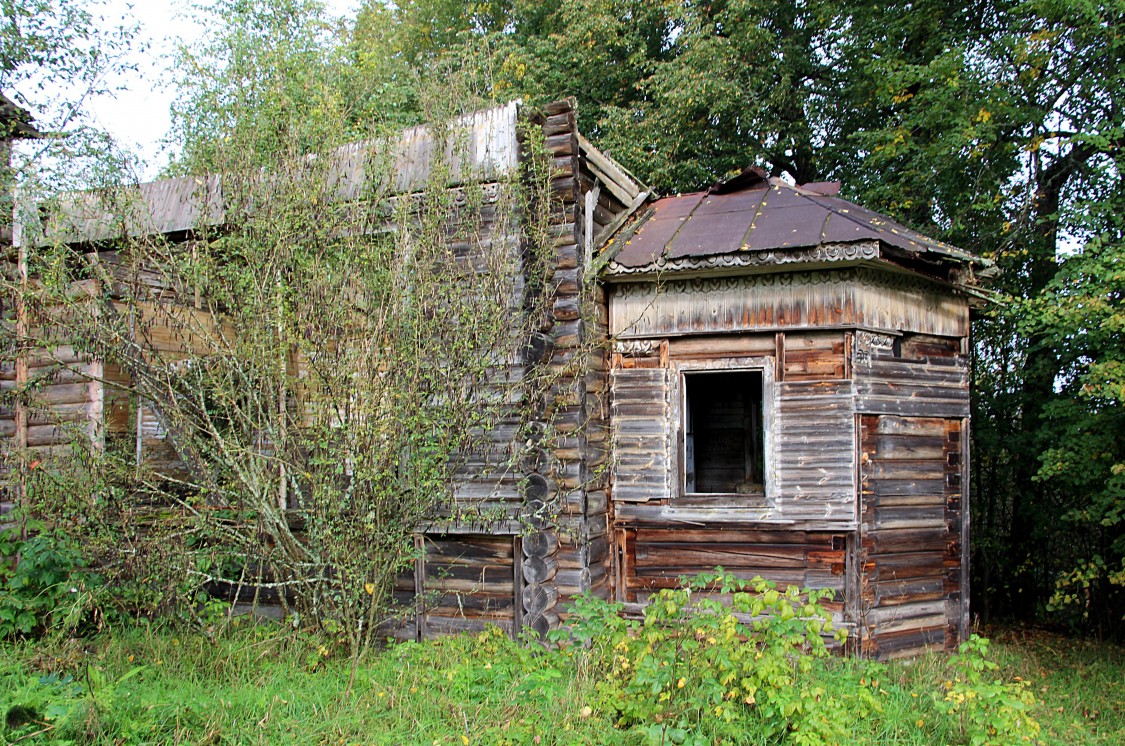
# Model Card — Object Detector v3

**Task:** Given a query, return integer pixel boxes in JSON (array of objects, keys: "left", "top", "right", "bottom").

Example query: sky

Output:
[{"left": 82, "top": 0, "right": 361, "bottom": 181}]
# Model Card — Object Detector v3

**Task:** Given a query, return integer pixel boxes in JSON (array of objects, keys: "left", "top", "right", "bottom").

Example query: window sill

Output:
[{"left": 677, "top": 492, "right": 768, "bottom": 508}]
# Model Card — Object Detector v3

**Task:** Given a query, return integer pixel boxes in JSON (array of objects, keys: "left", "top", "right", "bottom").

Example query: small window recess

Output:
[{"left": 683, "top": 369, "right": 765, "bottom": 496}]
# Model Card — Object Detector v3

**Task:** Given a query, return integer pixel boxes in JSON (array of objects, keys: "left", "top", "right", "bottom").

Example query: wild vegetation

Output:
[
  {"left": 7, "top": 579, "right": 1116, "bottom": 746},
  {"left": 0, "top": 3, "right": 1123, "bottom": 743}
]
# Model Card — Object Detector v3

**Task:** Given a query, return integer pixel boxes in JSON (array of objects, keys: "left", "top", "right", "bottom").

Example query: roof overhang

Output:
[{"left": 595, "top": 172, "right": 996, "bottom": 304}]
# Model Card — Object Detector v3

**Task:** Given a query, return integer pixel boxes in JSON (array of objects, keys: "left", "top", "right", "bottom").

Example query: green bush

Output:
[
  {"left": 555, "top": 570, "right": 861, "bottom": 745},
  {"left": 930, "top": 634, "right": 1040, "bottom": 745},
  {"left": 0, "top": 526, "right": 99, "bottom": 638}
]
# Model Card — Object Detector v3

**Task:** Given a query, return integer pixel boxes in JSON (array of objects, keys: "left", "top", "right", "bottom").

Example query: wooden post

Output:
[
  {"left": 583, "top": 183, "right": 599, "bottom": 274},
  {"left": 276, "top": 279, "right": 288, "bottom": 512},
  {"left": 413, "top": 534, "right": 426, "bottom": 642},
  {"left": 960, "top": 415, "right": 971, "bottom": 643},
  {"left": 774, "top": 332, "right": 785, "bottom": 381},
  {"left": 13, "top": 199, "right": 28, "bottom": 539},
  {"left": 511, "top": 535, "right": 523, "bottom": 640}
]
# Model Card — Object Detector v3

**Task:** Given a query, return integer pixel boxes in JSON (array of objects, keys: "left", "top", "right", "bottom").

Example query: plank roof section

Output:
[
  {"left": 29, "top": 102, "right": 521, "bottom": 246},
  {"left": 0, "top": 93, "right": 45, "bottom": 140},
  {"left": 605, "top": 172, "right": 992, "bottom": 281}
]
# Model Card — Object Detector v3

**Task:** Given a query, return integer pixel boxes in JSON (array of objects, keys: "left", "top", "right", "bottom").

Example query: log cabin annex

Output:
[{"left": 1, "top": 99, "right": 994, "bottom": 659}]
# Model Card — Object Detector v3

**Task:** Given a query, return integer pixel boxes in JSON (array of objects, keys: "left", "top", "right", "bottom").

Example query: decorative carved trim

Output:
[
  {"left": 856, "top": 331, "right": 895, "bottom": 349},
  {"left": 612, "top": 267, "right": 860, "bottom": 301},
  {"left": 853, "top": 331, "right": 895, "bottom": 365},
  {"left": 612, "top": 264, "right": 954, "bottom": 302},
  {"left": 605, "top": 241, "right": 879, "bottom": 276},
  {"left": 614, "top": 339, "right": 660, "bottom": 356}
]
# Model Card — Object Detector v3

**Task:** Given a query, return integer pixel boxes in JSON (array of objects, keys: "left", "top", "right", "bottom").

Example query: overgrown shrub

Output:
[
  {"left": 0, "top": 525, "right": 97, "bottom": 638},
  {"left": 554, "top": 570, "right": 860, "bottom": 745},
  {"left": 930, "top": 634, "right": 1040, "bottom": 745}
]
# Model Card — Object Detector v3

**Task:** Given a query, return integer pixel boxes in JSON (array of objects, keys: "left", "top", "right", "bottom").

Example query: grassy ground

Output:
[
  {"left": 989, "top": 627, "right": 1125, "bottom": 745},
  {"left": 0, "top": 621, "right": 1120, "bottom": 745}
]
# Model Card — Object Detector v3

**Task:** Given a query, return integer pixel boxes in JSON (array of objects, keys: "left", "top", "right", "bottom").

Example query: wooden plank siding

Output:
[
  {"left": 610, "top": 269, "right": 970, "bottom": 341},
  {"left": 617, "top": 527, "right": 849, "bottom": 633},
  {"left": 609, "top": 365, "right": 670, "bottom": 503},
  {"left": 858, "top": 415, "right": 964, "bottom": 659},
  {"left": 771, "top": 379, "right": 856, "bottom": 522},
  {"left": 606, "top": 321, "right": 970, "bottom": 658},
  {"left": 609, "top": 331, "right": 856, "bottom": 525}
]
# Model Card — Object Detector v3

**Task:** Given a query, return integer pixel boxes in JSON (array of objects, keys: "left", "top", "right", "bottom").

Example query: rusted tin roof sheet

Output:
[{"left": 609, "top": 175, "right": 986, "bottom": 272}]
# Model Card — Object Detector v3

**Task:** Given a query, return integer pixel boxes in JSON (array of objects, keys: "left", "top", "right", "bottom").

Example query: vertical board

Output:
[
  {"left": 859, "top": 415, "right": 963, "bottom": 659},
  {"left": 610, "top": 364, "right": 670, "bottom": 502}
]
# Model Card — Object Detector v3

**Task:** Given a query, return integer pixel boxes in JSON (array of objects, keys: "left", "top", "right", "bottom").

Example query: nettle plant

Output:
[
  {"left": 557, "top": 570, "right": 857, "bottom": 746},
  {"left": 10, "top": 89, "right": 563, "bottom": 651}
]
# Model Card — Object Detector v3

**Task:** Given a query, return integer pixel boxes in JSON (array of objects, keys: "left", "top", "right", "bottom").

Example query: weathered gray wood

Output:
[
  {"left": 523, "top": 555, "right": 558, "bottom": 584},
  {"left": 512, "top": 535, "right": 523, "bottom": 639},
  {"left": 522, "top": 584, "right": 559, "bottom": 615},
  {"left": 611, "top": 269, "right": 970, "bottom": 340},
  {"left": 522, "top": 531, "right": 559, "bottom": 558},
  {"left": 611, "top": 366, "right": 669, "bottom": 503},
  {"left": 524, "top": 611, "right": 560, "bottom": 640},
  {"left": 577, "top": 134, "right": 642, "bottom": 202}
]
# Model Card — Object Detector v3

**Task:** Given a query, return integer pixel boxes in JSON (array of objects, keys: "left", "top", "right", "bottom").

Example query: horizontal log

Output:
[
  {"left": 27, "top": 424, "right": 76, "bottom": 447},
  {"left": 423, "top": 537, "right": 514, "bottom": 560},
  {"left": 28, "top": 402, "right": 91, "bottom": 425},
  {"left": 862, "top": 529, "right": 947, "bottom": 554},
  {"left": 524, "top": 610, "right": 560, "bottom": 640},
  {"left": 423, "top": 593, "right": 514, "bottom": 613},
  {"left": 544, "top": 133, "right": 577, "bottom": 157},
  {"left": 421, "top": 617, "right": 511, "bottom": 639},
  {"left": 523, "top": 555, "right": 558, "bottom": 584},
  {"left": 523, "top": 530, "right": 559, "bottom": 558},
  {"left": 522, "top": 584, "right": 559, "bottom": 615},
  {"left": 424, "top": 564, "right": 513, "bottom": 584},
  {"left": 542, "top": 99, "right": 574, "bottom": 117},
  {"left": 542, "top": 111, "right": 576, "bottom": 137},
  {"left": 31, "top": 383, "right": 90, "bottom": 406},
  {"left": 870, "top": 578, "right": 945, "bottom": 606}
]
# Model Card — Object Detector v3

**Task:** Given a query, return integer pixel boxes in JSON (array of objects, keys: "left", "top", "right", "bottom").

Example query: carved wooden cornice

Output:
[{"left": 604, "top": 240, "right": 880, "bottom": 278}]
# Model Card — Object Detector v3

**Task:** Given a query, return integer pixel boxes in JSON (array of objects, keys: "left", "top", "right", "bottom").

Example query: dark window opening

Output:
[{"left": 684, "top": 370, "right": 764, "bottom": 494}]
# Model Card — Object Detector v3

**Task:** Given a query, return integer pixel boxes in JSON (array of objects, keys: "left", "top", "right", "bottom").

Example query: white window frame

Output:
[{"left": 674, "top": 356, "right": 776, "bottom": 503}]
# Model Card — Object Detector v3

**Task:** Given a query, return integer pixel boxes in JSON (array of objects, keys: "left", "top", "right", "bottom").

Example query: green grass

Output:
[
  {"left": 0, "top": 621, "right": 1120, "bottom": 745},
  {"left": 988, "top": 627, "right": 1125, "bottom": 745}
]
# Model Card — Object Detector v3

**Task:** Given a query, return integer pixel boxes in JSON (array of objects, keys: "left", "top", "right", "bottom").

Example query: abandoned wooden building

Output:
[{"left": 0, "top": 99, "right": 993, "bottom": 659}]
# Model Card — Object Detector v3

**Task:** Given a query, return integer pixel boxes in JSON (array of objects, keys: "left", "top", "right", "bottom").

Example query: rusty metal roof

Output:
[{"left": 608, "top": 170, "right": 988, "bottom": 273}]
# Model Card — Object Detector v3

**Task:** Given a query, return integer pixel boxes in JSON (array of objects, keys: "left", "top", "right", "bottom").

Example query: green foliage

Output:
[
  {"left": 0, "top": 526, "right": 95, "bottom": 639},
  {"left": 557, "top": 571, "right": 856, "bottom": 745},
  {"left": 931, "top": 635, "right": 1040, "bottom": 745},
  {"left": 1, "top": 0, "right": 138, "bottom": 193},
  {"left": 3, "top": 619, "right": 1122, "bottom": 745},
  {"left": 1, "top": 664, "right": 146, "bottom": 743},
  {"left": 169, "top": 0, "right": 365, "bottom": 174}
]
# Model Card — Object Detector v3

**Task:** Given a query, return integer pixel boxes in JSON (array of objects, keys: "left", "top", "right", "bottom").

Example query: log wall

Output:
[
  {"left": 388, "top": 534, "right": 520, "bottom": 640},
  {"left": 605, "top": 267, "right": 973, "bottom": 659},
  {"left": 0, "top": 100, "right": 630, "bottom": 642},
  {"left": 853, "top": 328, "right": 970, "bottom": 658}
]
